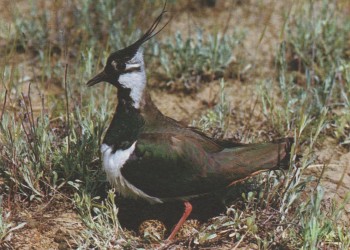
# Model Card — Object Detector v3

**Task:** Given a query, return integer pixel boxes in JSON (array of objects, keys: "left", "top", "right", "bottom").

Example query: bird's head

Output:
[
  {"left": 86, "top": 41, "right": 146, "bottom": 89},
  {"left": 87, "top": 4, "right": 168, "bottom": 109}
]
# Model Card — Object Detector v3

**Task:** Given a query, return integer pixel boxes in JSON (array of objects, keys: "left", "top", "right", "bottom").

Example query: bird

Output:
[{"left": 86, "top": 5, "right": 292, "bottom": 241}]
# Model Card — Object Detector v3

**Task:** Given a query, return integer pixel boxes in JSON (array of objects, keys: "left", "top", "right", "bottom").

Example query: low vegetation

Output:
[{"left": 0, "top": 0, "right": 349, "bottom": 249}]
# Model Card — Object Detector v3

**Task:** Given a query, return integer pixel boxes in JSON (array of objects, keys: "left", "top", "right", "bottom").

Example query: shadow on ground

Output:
[{"left": 115, "top": 183, "right": 253, "bottom": 237}]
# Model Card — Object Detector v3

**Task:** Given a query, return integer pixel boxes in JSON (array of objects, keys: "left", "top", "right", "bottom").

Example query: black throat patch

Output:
[{"left": 103, "top": 88, "right": 144, "bottom": 152}]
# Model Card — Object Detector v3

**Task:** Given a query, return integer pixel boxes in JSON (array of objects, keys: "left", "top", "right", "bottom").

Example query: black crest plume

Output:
[
  {"left": 110, "top": 2, "right": 170, "bottom": 61},
  {"left": 132, "top": 1, "right": 169, "bottom": 47}
]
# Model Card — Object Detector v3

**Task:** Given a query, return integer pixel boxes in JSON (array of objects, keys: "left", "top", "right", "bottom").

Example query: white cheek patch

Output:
[
  {"left": 119, "top": 70, "right": 146, "bottom": 109},
  {"left": 117, "top": 48, "right": 146, "bottom": 109}
]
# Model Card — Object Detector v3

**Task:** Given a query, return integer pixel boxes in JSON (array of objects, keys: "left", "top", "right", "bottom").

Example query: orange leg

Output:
[{"left": 167, "top": 201, "right": 192, "bottom": 241}]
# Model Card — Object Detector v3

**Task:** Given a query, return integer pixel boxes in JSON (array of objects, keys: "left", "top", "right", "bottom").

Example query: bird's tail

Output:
[{"left": 213, "top": 138, "right": 293, "bottom": 185}]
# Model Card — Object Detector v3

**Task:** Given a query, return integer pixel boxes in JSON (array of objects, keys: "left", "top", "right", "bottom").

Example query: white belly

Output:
[{"left": 100, "top": 142, "right": 162, "bottom": 204}]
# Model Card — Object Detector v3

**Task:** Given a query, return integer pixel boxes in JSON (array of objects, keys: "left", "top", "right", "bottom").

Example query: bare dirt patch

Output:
[
  {"left": 307, "top": 138, "right": 350, "bottom": 220},
  {"left": 11, "top": 198, "right": 82, "bottom": 250}
]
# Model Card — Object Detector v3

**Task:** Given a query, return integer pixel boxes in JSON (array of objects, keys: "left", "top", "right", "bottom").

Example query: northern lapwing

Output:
[{"left": 87, "top": 5, "right": 292, "bottom": 241}]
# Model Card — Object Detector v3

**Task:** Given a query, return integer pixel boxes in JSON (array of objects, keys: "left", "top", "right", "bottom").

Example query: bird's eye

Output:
[{"left": 109, "top": 60, "right": 126, "bottom": 72}]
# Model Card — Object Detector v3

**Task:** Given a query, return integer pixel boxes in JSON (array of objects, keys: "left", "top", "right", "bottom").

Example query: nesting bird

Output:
[{"left": 87, "top": 5, "right": 292, "bottom": 240}]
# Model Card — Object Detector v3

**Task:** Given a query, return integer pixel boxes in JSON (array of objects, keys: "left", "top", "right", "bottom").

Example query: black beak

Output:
[{"left": 86, "top": 71, "right": 108, "bottom": 87}]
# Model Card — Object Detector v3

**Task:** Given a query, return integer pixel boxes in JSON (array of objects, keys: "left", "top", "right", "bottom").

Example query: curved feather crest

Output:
[{"left": 109, "top": 2, "right": 169, "bottom": 61}]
